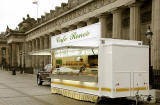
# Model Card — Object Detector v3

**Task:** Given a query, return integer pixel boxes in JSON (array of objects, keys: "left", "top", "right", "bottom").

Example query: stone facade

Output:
[
  {"left": 0, "top": 33, "right": 9, "bottom": 68},
  {"left": 2, "top": 0, "right": 159, "bottom": 73}
]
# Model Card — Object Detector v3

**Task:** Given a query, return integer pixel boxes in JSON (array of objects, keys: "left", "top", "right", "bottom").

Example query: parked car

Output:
[{"left": 37, "top": 64, "right": 52, "bottom": 85}]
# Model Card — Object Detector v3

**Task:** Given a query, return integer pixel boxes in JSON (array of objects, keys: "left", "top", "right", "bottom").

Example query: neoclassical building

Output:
[
  {"left": 0, "top": 33, "right": 9, "bottom": 68},
  {"left": 3, "top": 0, "right": 160, "bottom": 74}
]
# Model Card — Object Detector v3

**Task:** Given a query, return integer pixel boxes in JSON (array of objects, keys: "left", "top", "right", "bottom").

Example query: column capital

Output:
[
  {"left": 44, "top": 34, "right": 49, "bottom": 38},
  {"left": 54, "top": 30, "right": 61, "bottom": 35},
  {"left": 40, "top": 36, "right": 44, "bottom": 39},
  {"left": 35, "top": 37, "right": 39, "bottom": 41},
  {"left": 68, "top": 25, "right": 77, "bottom": 31},
  {"left": 49, "top": 32, "right": 55, "bottom": 36},
  {"left": 97, "top": 13, "right": 109, "bottom": 19},
  {"left": 85, "top": 17, "right": 99, "bottom": 25},
  {"left": 61, "top": 28, "right": 68, "bottom": 33},
  {"left": 110, "top": 8, "right": 124, "bottom": 14},
  {"left": 37, "top": 37, "right": 41, "bottom": 40},
  {"left": 84, "top": 17, "right": 97, "bottom": 21},
  {"left": 77, "top": 21, "right": 87, "bottom": 28},
  {"left": 128, "top": 2, "right": 142, "bottom": 8},
  {"left": 32, "top": 39, "right": 35, "bottom": 42}
]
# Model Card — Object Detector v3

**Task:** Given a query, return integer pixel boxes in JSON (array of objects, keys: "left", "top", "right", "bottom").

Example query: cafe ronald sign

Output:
[
  {"left": 56, "top": 31, "right": 90, "bottom": 43},
  {"left": 51, "top": 22, "right": 101, "bottom": 49}
]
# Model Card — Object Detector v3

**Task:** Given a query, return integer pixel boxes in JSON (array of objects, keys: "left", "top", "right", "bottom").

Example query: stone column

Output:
[
  {"left": 40, "top": 37, "right": 45, "bottom": 68},
  {"left": 0, "top": 48, "right": 2, "bottom": 65},
  {"left": 48, "top": 35, "right": 51, "bottom": 64},
  {"left": 129, "top": 3, "right": 141, "bottom": 40},
  {"left": 40, "top": 37, "right": 44, "bottom": 50},
  {"left": 25, "top": 42, "right": 32, "bottom": 72},
  {"left": 6, "top": 47, "right": 9, "bottom": 65},
  {"left": 8, "top": 45, "right": 12, "bottom": 68},
  {"left": 31, "top": 40, "right": 36, "bottom": 70},
  {"left": 17, "top": 44, "right": 20, "bottom": 67},
  {"left": 98, "top": 14, "right": 110, "bottom": 38},
  {"left": 151, "top": 0, "right": 160, "bottom": 70},
  {"left": 11, "top": 44, "right": 18, "bottom": 67},
  {"left": 37, "top": 38, "right": 41, "bottom": 68},
  {"left": 48, "top": 35, "right": 51, "bottom": 49},
  {"left": 35, "top": 38, "right": 38, "bottom": 51},
  {"left": 43, "top": 35, "right": 49, "bottom": 66},
  {"left": 35, "top": 38, "right": 39, "bottom": 68},
  {"left": 37, "top": 38, "right": 40, "bottom": 50},
  {"left": 44, "top": 55, "right": 48, "bottom": 66},
  {"left": 112, "top": 9, "right": 122, "bottom": 39},
  {"left": 31, "top": 40, "right": 35, "bottom": 68},
  {"left": 40, "top": 55, "right": 44, "bottom": 68},
  {"left": 27, "top": 42, "right": 30, "bottom": 52},
  {"left": 21, "top": 43, "right": 25, "bottom": 68},
  {"left": 32, "top": 40, "right": 34, "bottom": 51},
  {"left": 44, "top": 36, "right": 48, "bottom": 49},
  {"left": 48, "top": 55, "right": 51, "bottom": 64},
  {"left": 33, "top": 39, "right": 36, "bottom": 51},
  {"left": 29, "top": 41, "right": 32, "bottom": 52},
  {"left": 18, "top": 44, "right": 22, "bottom": 69}
]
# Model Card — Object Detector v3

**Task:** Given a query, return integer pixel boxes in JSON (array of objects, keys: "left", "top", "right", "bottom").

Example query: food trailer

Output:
[{"left": 50, "top": 22, "right": 149, "bottom": 102}]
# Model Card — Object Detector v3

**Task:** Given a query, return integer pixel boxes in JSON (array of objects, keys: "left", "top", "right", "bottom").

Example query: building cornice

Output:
[{"left": 25, "top": 0, "right": 94, "bottom": 34}]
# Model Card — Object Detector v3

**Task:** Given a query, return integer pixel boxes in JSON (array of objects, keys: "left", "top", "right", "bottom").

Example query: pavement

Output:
[
  {"left": 0, "top": 70, "right": 93, "bottom": 105},
  {"left": 0, "top": 70, "right": 159, "bottom": 105}
]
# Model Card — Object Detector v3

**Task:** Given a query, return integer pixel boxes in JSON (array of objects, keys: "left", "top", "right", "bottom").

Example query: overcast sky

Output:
[{"left": 0, "top": 0, "right": 68, "bottom": 33}]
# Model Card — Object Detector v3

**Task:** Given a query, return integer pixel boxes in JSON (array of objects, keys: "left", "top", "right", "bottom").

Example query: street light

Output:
[
  {"left": 145, "top": 26, "right": 153, "bottom": 40},
  {"left": 145, "top": 25, "right": 153, "bottom": 84}
]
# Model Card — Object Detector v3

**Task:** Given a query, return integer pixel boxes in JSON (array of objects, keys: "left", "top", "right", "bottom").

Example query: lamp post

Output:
[{"left": 145, "top": 26, "right": 153, "bottom": 84}]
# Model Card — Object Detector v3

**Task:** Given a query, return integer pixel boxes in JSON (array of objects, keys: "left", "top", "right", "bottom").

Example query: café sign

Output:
[
  {"left": 51, "top": 22, "right": 101, "bottom": 48},
  {"left": 56, "top": 31, "right": 90, "bottom": 43}
]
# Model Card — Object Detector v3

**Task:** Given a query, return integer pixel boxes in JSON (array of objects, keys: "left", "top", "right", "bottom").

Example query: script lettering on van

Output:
[
  {"left": 56, "top": 31, "right": 90, "bottom": 43},
  {"left": 56, "top": 36, "right": 67, "bottom": 43}
]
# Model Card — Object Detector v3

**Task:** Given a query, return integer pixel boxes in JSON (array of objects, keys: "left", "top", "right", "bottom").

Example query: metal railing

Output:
[{"left": 151, "top": 70, "right": 160, "bottom": 89}]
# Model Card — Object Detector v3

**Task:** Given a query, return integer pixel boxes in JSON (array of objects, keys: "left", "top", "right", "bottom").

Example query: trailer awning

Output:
[
  {"left": 28, "top": 49, "right": 51, "bottom": 55},
  {"left": 53, "top": 46, "right": 98, "bottom": 58}
]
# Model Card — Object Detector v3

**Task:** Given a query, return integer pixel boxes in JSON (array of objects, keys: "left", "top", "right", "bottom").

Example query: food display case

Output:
[{"left": 51, "top": 47, "right": 99, "bottom": 102}]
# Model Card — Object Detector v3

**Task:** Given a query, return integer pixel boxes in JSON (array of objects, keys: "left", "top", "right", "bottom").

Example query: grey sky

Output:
[{"left": 0, "top": 0, "right": 68, "bottom": 33}]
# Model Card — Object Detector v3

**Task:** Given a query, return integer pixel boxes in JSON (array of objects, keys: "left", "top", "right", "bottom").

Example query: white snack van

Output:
[{"left": 50, "top": 22, "right": 149, "bottom": 103}]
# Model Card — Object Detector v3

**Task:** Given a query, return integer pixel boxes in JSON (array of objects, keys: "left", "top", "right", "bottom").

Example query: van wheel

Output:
[{"left": 37, "top": 76, "right": 43, "bottom": 85}]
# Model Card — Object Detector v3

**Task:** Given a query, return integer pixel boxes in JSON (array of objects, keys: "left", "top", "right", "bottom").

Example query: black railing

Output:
[{"left": 152, "top": 70, "right": 160, "bottom": 89}]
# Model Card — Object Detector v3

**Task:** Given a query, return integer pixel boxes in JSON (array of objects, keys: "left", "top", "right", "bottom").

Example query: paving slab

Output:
[{"left": 0, "top": 70, "right": 93, "bottom": 105}]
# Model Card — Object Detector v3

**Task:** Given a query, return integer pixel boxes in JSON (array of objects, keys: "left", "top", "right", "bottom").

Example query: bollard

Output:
[
  {"left": 20, "top": 68, "right": 23, "bottom": 74},
  {"left": 12, "top": 68, "right": 16, "bottom": 75}
]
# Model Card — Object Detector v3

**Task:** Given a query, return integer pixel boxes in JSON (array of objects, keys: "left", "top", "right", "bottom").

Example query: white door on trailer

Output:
[
  {"left": 133, "top": 72, "right": 149, "bottom": 96},
  {"left": 114, "top": 72, "right": 131, "bottom": 97}
]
